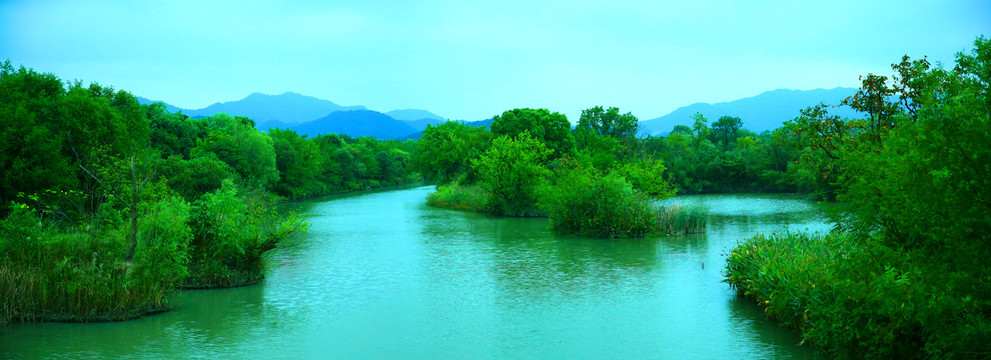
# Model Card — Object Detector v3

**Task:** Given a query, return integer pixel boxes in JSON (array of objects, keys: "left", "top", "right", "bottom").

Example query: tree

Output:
[
  {"left": 191, "top": 113, "right": 279, "bottom": 189},
  {"left": 576, "top": 106, "right": 639, "bottom": 139},
  {"left": 472, "top": 132, "right": 552, "bottom": 216},
  {"left": 145, "top": 102, "right": 204, "bottom": 159},
  {"left": 491, "top": 108, "right": 574, "bottom": 160},
  {"left": 412, "top": 121, "right": 492, "bottom": 183},
  {"left": 269, "top": 128, "right": 323, "bottom": 198},
  {"left": 691, "top": 112, "right": 711, "bottom": 145},
  {"left": 709, "top": 116, "right": 742, "bottom": 151}
]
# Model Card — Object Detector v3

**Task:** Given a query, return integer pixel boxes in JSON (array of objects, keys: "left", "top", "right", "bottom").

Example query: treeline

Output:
[
  {"left": 415, "top": 107, "right": 707, "bottom": 237},
  {"left": 726, "top": 37, "right": 991, "bottom": 358},
  {"left": 644, "top": 114, "right": 803, "bottom": 194},
  {"left": 0, "top": 60, "right": 417, "bottom": 324},
  {"left": 147, "top": 104, "right": 419, "bottom": 201}
]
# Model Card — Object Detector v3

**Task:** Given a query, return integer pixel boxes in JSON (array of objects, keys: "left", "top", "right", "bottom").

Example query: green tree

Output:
[
  {"left": 576, "top": 106, "right": 639, "bottom": 139},
  {"left": 473, "top": 132, "right": 551, "bottom": 216},
  {"left": 709, "top": 115, "right": 742, "bottom": 151},
  {"left": 412, "top": 121, "right": 492, "bottom": 183},
  {"left": 145, "top": 103, "right": 205, "bottom": 159},
  {"left": 191, "top": 113, "right": 279, "bottom": 189},
  {"left": 269, "top": 128, "right": 323, "bottom": 198},
  {"left": 491, "top": 108, "right": 574, "bottom": 159}
]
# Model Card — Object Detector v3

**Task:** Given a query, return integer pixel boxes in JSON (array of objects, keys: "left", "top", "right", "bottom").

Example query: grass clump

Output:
[
  {"left": 426, "top": 182, "right": 488, "bottom": 212},
  {"left": 655, "top": 203, "right": 708, "bottom": 235}
]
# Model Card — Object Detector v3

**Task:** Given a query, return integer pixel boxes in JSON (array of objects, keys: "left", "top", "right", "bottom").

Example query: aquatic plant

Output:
[
  {"left": 426, "top": 182, "right": 488, "bottom": 212},
  {"left": 654, "top": 203, "right": 708, "bottom": 235}
]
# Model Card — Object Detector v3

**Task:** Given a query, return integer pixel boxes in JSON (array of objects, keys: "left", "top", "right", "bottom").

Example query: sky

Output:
[{"left": 1, "top": 0, "right": 988, "bottom": 122}]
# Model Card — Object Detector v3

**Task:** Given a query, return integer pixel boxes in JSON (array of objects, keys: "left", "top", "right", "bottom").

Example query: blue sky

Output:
[{"left": 2, "top": 0, "right": 987, "bottom": 122}]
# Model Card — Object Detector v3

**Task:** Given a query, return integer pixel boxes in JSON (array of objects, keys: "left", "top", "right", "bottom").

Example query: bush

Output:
[
  {"left": 131, "top": 196, "right": 192, "bottom": 299},
  {"left": 725, "top": 232, "right": 991, "bottom": 359},
  {"left": 426, "top": 183, "right": 488, "bottom": 212},
  {"left": 540, "top": 169, "right": 655, "bottom": 238},
  {"left": 186, "top": 179, "right": 307, "bottom": 288},
  {"left": 187, "top": 179, "right": 260, "bottom": 288},
  {"left": 473, "top": 132, "right": 551, "bottom": 216}
]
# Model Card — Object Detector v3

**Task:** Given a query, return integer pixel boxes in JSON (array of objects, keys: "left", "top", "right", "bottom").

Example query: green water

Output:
[{"left": 2, "top": 187, "right": 832, "bottom": 359}]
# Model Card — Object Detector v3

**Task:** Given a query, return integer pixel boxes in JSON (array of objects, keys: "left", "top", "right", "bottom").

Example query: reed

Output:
[
  {"left": 426, "top": 183, "right": 489, "bottom": 212},
  {"left": 655, "top": 204, "right": 709, "bottom": 235}
]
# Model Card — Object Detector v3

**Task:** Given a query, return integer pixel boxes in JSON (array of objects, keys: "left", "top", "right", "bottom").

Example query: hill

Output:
[
  {"left": 185, "top": 92, "right": 366, "bottom": 124},
  {"left": 386, "top": 109, "right": 445, "bottom": 122},
  {"left": 272, "top": 110, "right": 418, "bottom": 140},
  {"left": 136, "top": 97, "right": 184, "bottom": 114},
  {"left": 638, "top": 88, "right": 862, "bottom": 135}
]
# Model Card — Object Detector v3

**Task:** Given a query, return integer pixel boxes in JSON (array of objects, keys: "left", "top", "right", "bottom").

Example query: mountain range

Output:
[
  {"left": 638, "top": 87, "right": 860, "bottom": 136},
  {"left": 137, "top": 92, "right": 451, "bottom": 139},
  {"left": 138, "top": 87, "right": 866, "bottom": 140}
]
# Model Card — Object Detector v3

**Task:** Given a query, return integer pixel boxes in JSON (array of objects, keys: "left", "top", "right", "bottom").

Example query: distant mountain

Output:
[
  {"left": 136, "top": 97, "right": 184, "bottom": 114},
  {"left": 267, "top": 110, "right": 418, "bottom": 140},
  {"left": 402, "top": 118, "right": 447, "bottom": 132},
  {"left": 179, "top": 92, "right": 366, "bottom": 124},
  {"left": 462, "top": 118, "right": 493, "bottom": 128},
  {"left": 386, "top": 109, "right": 445, "bottom": 121},
  {"left": 639, "top": 88, "right": 862, "bottom": 136}
]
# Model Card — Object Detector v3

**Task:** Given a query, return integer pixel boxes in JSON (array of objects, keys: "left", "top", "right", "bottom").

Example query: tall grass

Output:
[
  {"left": 724, "top": 232, "right": 991, "bottom": 358},
  {"left": 655, "top": 204, "right": 708, "bottom": 235},
  {"left": 0, "top": 198, "right": 190, "bottom": 324},
  {"left": 0, "top": 229, "right": 171, "bottom": 324},
  {"left": 426, "top": 183, "right": 488, "bottom": 212}
]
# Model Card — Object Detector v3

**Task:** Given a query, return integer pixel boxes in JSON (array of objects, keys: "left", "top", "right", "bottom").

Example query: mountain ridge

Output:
[
  {"left": 638, "top": 87, "right": 862, "bottom": 135},
  {"left": 139, "top": 88, "right": 865, "bottom": 140}
]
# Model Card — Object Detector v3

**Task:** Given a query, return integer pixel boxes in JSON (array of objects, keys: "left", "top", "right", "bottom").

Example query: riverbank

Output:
[
  {"left": 726, "top": 232, "right": 991, "bottom": 358},
  {"left": 0, "top": 189, "right": 827, "bottom": 359}
]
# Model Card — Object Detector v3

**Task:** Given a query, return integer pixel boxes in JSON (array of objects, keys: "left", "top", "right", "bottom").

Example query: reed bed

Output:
[
  {"left": 426, "top": 183, "right": 489, "bottom": 212},
  {"left": 654, "top": 203, "right": 709, "bottom": 235}
]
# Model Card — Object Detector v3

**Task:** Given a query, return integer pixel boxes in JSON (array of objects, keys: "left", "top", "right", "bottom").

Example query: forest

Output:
[{"left": 1, "top": 37, "right": 988, "bottom": 358}]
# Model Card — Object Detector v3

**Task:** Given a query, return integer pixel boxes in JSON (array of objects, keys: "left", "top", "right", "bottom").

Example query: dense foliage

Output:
[
  {"left": 422, "top": 106, "right": 697, "bottom": 237},
  {"left": 473, "top": 132, "right": 552, "bottom": 216},
  {"left": 539, "top": 164, "right": 655, "bottom": 238},
  {"left": 726, "top": 37, "right": 991, "bottom": 358},
  {"left": 0, "top": 60, "right": 421, "bottom": 323}
]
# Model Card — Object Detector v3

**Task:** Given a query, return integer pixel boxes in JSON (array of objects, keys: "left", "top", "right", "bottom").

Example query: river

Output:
[{"left": 1, "top": 186, "right": 833, "bottom": 359}]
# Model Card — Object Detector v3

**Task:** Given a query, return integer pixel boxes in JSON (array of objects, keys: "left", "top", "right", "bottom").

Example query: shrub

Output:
[
  {"left": 187, "top": 179, "right": 260, "bottom": 287},
  {"left": 426, "top": 183, "right": 488, "bottom": 212},
  {"left": 540, "top": 169, "right": 655, "bottom": 238},
  {"left": 131, "top": 196, "right": 192, "bottom": 299},
  {"left": 473, "top": 132, "right": 551, "bottom": 216},
  {"left": 186, "top": 179, "right": 307, "bottom": 288},
  {"left": 0, "top": 198, "right": 192, "bottom": 324},
  {"left": 725, "top": 232, "right": 991, "bottom": 359}
]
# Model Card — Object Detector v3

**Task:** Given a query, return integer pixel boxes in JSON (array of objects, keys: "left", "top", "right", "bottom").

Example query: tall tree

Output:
[
  {"left": 576, "top": 106, "right": 639, "bottom": 139},
  {"left": 491, "top": 108, "right": 574, "bottom": 160},
  {"left": 709, "top": 116, "right": 742, "bottom": 151}
]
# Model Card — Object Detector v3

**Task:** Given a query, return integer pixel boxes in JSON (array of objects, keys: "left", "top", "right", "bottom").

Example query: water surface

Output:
[{"left": 2, "top": 188, "right": 831, "bottom": 359}]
